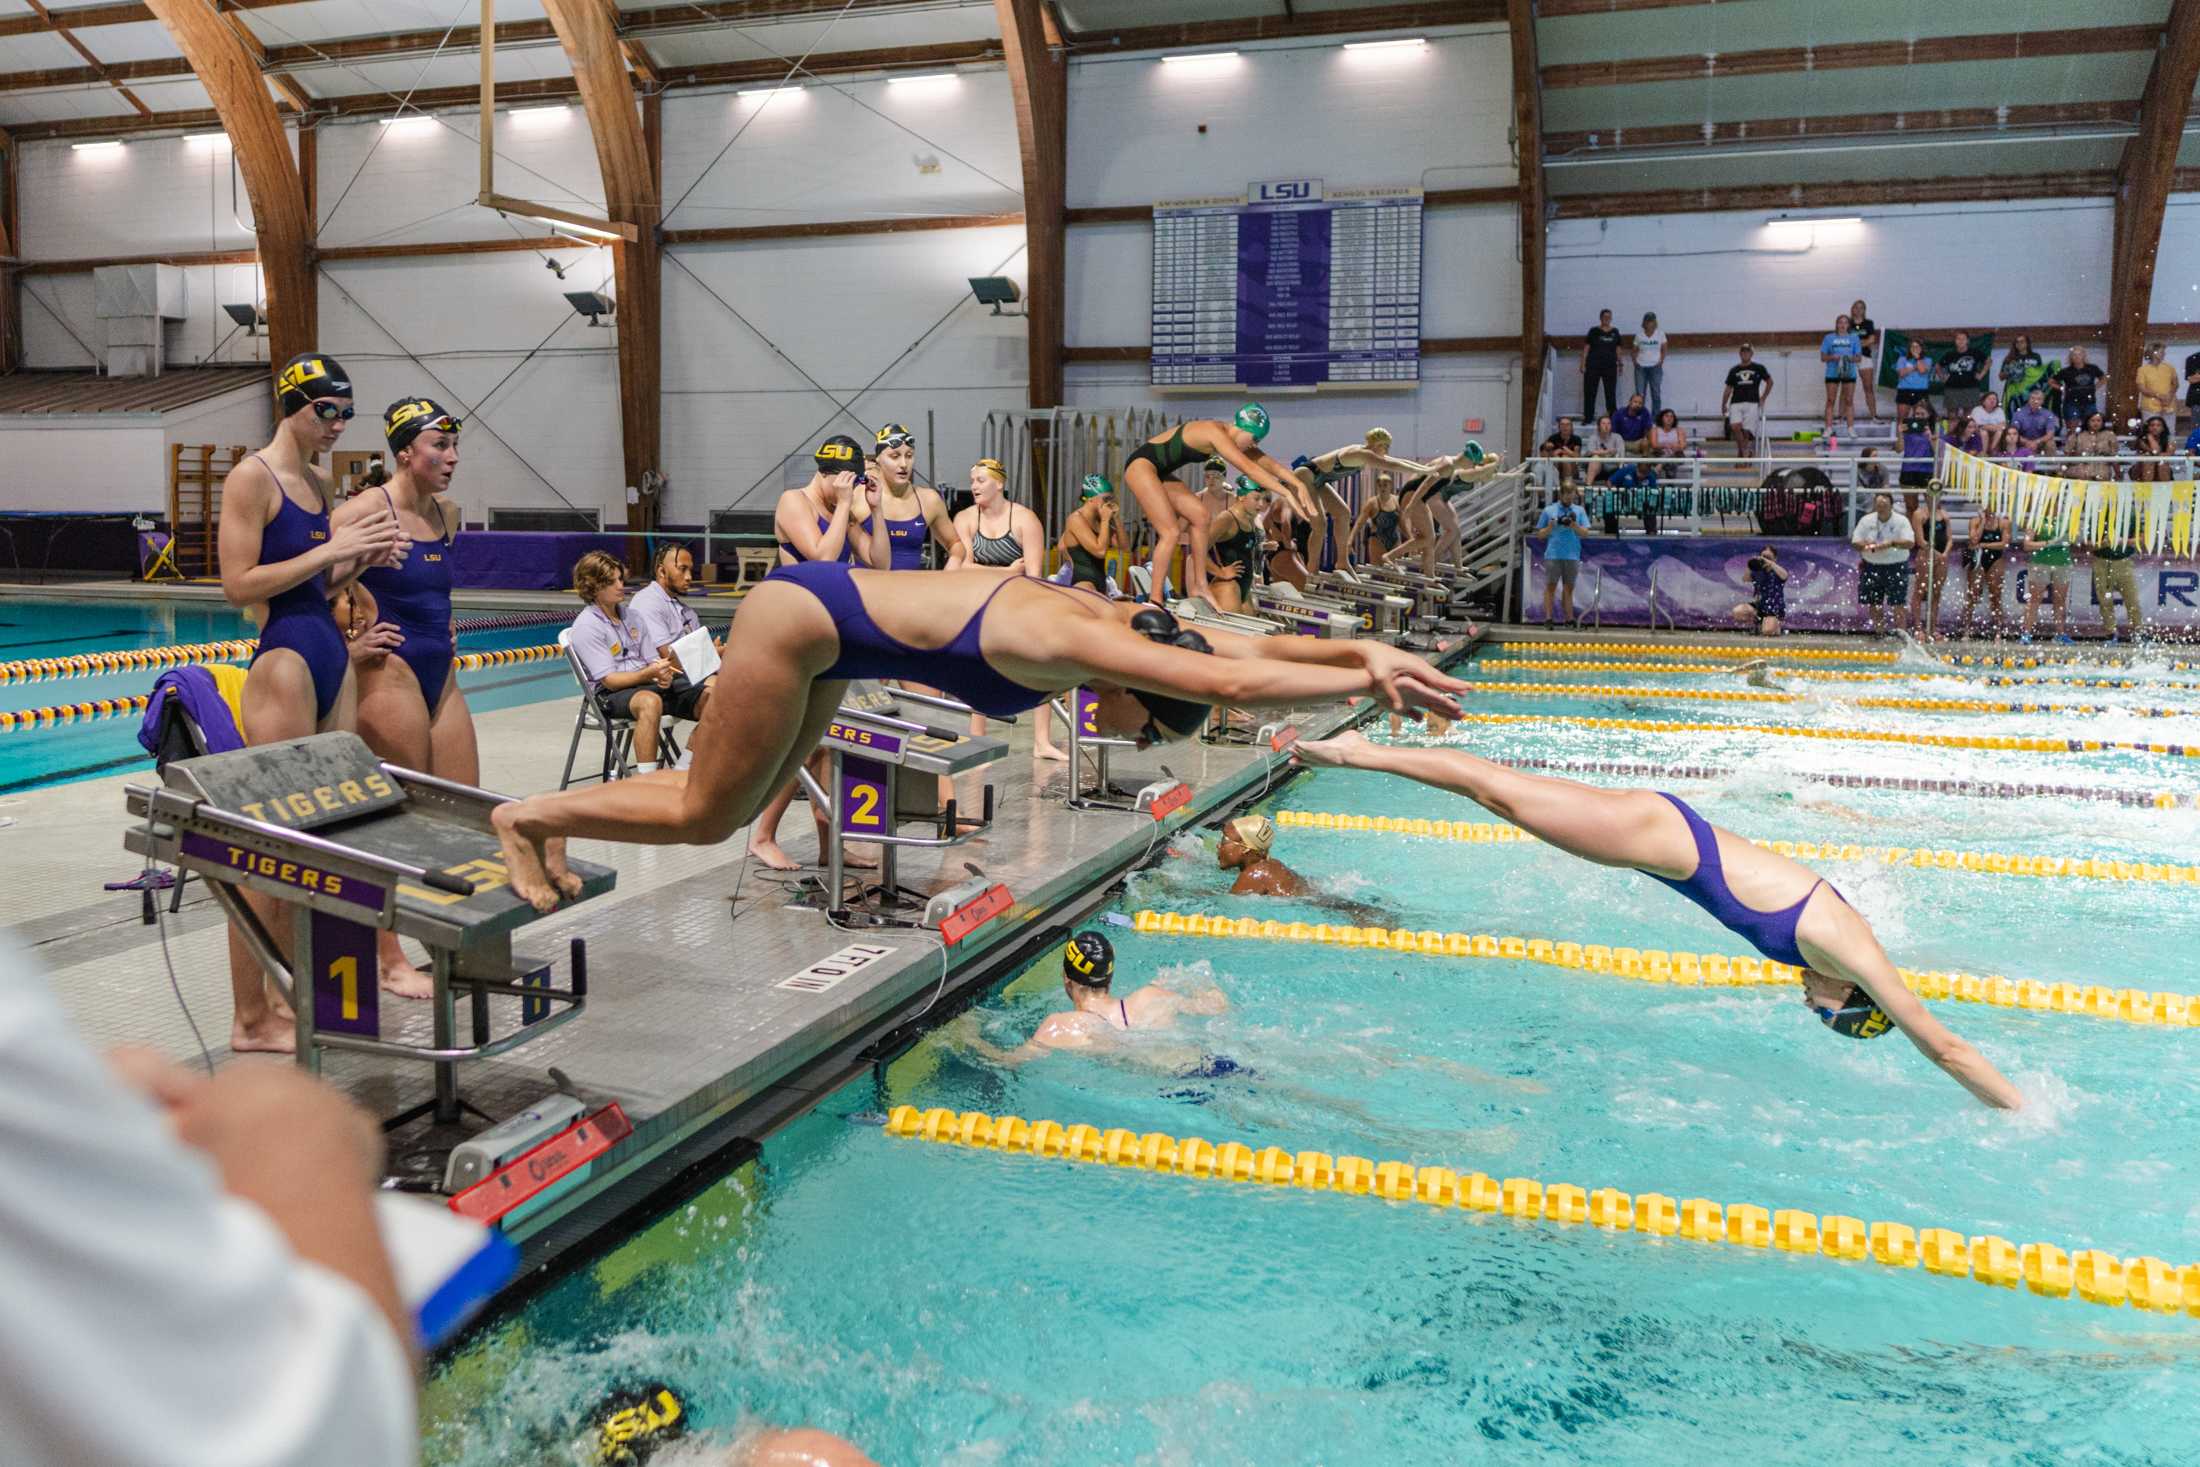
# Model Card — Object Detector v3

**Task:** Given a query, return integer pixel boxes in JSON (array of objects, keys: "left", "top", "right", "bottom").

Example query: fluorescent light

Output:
[
  {"left": 378, "top": 114, "right": 437, "bottom": 134},
  {"left": 1344, "top": 37, "right": 1427, "bottom": 51},
  {"left": 1161, "top": 51, "right": 1240, "bottom": 71},
  {"left": 886, "top": 72, "right": 960, "bottom": 90},
  {"left": 509, "top": 105, "right": 570, "bottom": 127},
  {"left": 184, "top": 131, "right": 229, "bottom": 149},
  {"left": 737, "top": 85, "right": 803, "bottom": 100},
  {"left": 1765, "top": 213, "right": 1863, "bottom": 234},
  {"left": 71, "top": 140, "right": 123, "bottom": 153},
  {"left": 550, "top": 222, "right": 619, "bottom": 244}
]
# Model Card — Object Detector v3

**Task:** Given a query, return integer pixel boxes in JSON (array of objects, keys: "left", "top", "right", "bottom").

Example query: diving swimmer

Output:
[
  {"left": 489, "top": 568, "right": 1467, "bottom": 911},
  {"left": 1287, "top": 732, "right": 2023, "bottom": 1109}
]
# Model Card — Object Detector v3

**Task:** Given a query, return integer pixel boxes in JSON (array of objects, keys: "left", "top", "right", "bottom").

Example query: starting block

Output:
[{"left": 124, "top": 731, "right": 615, "bottom": 1132}]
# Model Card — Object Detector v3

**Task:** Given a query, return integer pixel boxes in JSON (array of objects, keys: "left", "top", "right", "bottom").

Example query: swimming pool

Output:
[
  {"left": 424, "top": 641, "right": 2200, "bottom": 1465},
  {"left": 0, "top": 596, "right": 578, "bottom": 793}
]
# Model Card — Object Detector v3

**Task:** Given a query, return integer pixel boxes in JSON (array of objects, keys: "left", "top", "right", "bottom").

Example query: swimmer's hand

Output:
[
  {"left": 347, "top": 619, "right": 403, "bottom": 665},
  {"left": 1354, "top": 642, "right": 1468, "bottom": 714},
  {"left": 1289, "top": 731, "right": 1369, "bottom": 768}
]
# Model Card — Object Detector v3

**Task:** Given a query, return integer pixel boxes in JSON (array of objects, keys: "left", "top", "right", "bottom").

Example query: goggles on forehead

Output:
[{"left": 876, "top": 431, "right": 916, "bottom": 451}]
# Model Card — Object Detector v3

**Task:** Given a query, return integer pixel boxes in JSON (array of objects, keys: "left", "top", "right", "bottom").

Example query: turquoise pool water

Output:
[
  {"left": 425, "top": 644, "right": 2200, "bottom": 1466},
  {"left": 0, "top": 597, "right": 577, "bottom": 793}
]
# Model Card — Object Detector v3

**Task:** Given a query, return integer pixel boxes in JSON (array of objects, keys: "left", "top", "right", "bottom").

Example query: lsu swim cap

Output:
[
  {"left": 1063, "top": 930, "right": 1115, "bottom": 986},
  {"left": 384, "top": 396, "right": 460, "bottom": 453},
  {"left": 1125, "top": 607, "right": 1215, "bottom": 741},
  {"left": 1080, "top": 474, "right": 1113, "bottom": 499},
  {"left": 1223, "top": 814, "right": 1274, "bottom": 856},
  {"left": 1815, "top": 982, "right": 1894, "bottom": 1040},
  {"left": 589, "top": 1382, "right": 687, "bottom": 1466},
  {"left": 815, "top": 434, "right": 863, "bottom": 473},
  {"left": 276, "top": 352, "right": 351, "bottom": 416},
  {"left": 875, "top": 422, "right": 916, "bottom": 449},
  {"left": 1233, "top": 475, "right": 1262, "bottom": 497},
  {"left": 973, "top": 457, "right": 1005, "bottom": 480},
  {"left": 1203, "top": 455, "right": 1227, "bottom": 473},
  {"left": 1234, "top": 403, "right": 1271, "bottom": 441}
]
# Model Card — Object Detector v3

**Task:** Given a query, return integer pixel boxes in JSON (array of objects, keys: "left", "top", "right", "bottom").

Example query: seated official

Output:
[
  {"left": 628, "top": 544, "right": 718, "bottom": 725},
  {"left": 568, "top": 550, "right": 699, "bottom": 774}
]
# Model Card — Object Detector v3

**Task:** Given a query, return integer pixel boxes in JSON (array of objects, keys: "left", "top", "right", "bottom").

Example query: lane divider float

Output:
[
  {"left": 1127, "top": 909, "right": 2200, "bottom": 1030},
  {"left": 1488, "top": 756, "right": 2200, "bottom": 811},
  {"left": 0, "top": 637, "right": 256, "bottom": 684},
  {"left": 1480, "top": 657, "right": 2200, "bottom": 694},
  {"left": 1272, "top": 810, "right": 2200, "bottom": 885},
  {"left": 1461, "top": 679, "right": 2199, "bottom": 719},
  {"left": 1498, "top": 641, "right": 1899, "bottom": 664},
  {"left": 883, "top": 1106, "right": 2198, "bottom": 1315},
  {"left": 1425, "top": 710, "right": 2200, "bottom": 759}
]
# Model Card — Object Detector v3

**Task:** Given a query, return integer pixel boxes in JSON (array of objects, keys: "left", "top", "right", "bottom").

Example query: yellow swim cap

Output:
[{"left": 1223, "top": 815, "right": 1274, "bottom": 856}]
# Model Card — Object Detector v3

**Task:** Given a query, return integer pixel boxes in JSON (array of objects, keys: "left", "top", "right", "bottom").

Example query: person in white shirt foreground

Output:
[{"left": 1849, "top": 491, "right": 1916, "bottom": 636}]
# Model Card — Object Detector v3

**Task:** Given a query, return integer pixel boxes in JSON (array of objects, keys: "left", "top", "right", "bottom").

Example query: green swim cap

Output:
[
  {"left": 1234, "top": 403, "right": 1271, "bottom": 441},
  {"left": 1461, "top": 440, "right": 1486, "bottom": 465},
  {"left": 1234, "top": 475, "right": 1262, "bottom": 497},
  {"left": 1080, "top": 474, "right": 1113, "bottom": 499}
]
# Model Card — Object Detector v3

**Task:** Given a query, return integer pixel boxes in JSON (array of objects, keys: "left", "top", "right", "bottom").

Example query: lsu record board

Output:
[{"left": 1150, "top": 180, "right": 1423, "bottom": 390}]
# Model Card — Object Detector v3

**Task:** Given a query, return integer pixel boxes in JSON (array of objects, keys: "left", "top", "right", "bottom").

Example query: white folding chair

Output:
[{"left": 557, "top": 630, "right": 681, "bottom": 788}]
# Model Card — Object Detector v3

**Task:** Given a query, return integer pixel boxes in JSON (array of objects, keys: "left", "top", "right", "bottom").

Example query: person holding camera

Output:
[
  {"left": 1533, "top": 483, "right": 1589, "bottom": 624},
  {"left": 1730, "top": 545, "right": 1789, "bottom": 636}
]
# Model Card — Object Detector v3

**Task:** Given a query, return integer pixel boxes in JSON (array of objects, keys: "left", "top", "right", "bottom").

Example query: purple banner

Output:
[
  {"left": 1523, "top": 538, "right": 2200, "bottom": 634},
  {"left": 179, "top": 831, "right": 387, "bottom": 914},
  {"left": 310, "top": 910, "right": 380, "bottom": 1038},
  {"left": 1236, "top": 208, "right": 1331, "bottom": 387}
]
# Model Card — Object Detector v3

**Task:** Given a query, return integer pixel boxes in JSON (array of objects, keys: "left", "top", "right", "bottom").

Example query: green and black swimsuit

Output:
[{"left": 1126, "top": 424, "right": 1198, "bottom": 477}]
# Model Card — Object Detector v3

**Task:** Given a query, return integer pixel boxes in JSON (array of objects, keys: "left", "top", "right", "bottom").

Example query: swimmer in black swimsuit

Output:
[
  {"left": 958, "top": 930, "right": 1228, "bottom": 1067},
  {"left": 1122, "top": 405, "right": 1304, "bottom": 604},
  {"left": 1292, "top": 427, "right": 1446, "bottom": 570},
  {"left": 1058, "top": 474, "right": 1125, "bottom": 591},
  {"left": 1202, "top": 476, "right": 1267, "bottom": 614},
  {"left": 489, "top": 565, "right": 1468, "bottom": 911},
  {"left": 1348, "top": 474, "right": 1406, "bottom": 561},
  {"left": 950, "top": 458, "right": 1065, "bottom": 764},
  {"left": 1961, "top": 504, "right": 2012, "bottom": 636}
]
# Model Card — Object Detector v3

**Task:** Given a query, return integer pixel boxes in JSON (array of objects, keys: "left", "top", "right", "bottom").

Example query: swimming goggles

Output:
[
  {"left": 875, "top": 429, "right": 917, "bottom": 451},
  {"left": 311, "top": 401, "right": 358, "bottom": 422}
]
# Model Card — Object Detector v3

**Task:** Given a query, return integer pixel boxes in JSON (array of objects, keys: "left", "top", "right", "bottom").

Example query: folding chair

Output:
[{"left": 557, "top": 630, "right": 682, "bottom": 789}]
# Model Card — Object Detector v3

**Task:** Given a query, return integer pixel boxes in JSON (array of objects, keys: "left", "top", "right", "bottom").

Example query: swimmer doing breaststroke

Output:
[
  {"left": 1288, "top": 732, "right": 2023, "bottom": 1109},
  {"left": 489, "top": 567, "right": 1466, "bottom": 911}
]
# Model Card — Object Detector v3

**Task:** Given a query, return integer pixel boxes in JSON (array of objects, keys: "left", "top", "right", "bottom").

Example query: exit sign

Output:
[{"left": 1464, "top": 418, "right": 1485, "bottom": 432}]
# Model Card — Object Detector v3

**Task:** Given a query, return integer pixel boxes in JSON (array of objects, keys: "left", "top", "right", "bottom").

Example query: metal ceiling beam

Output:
[
  {"left": 2107, "top": 4, "right": 2200, "bottom": 422},
  {"left": 1508, "top": 0, "right": 1543, "bottom": 459},
  {"left": 144, "top": 0, "right": 313, "bottom": 375},
  {"left": 1542, "top": 23, "right": 2162, "bottom": 88},
  {"left": 0, "top": 0, "right": 924, "bottom": 38},
  {"left": 1548, "top": 168, "right": 2200, "bottom": 219},
  {"left": 995, "top": 0, "right": 1063, "bottom": 414},
  {"left": 1066, "top": 1, "right": 1503, "bottom": 52},
  {"left": 538, "top": 0, "right": 661, "bottom": 530}
]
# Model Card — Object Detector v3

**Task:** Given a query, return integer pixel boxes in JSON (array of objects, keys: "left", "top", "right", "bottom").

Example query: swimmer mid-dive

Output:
[
  {"left": 961, "top": 930, "right": 1229, "bottom": 1067},
  {"left": 489, "top": 566, "right": 1466, "bottom": 911},
  {"left": 1288, "top": 732, "right": 2023, "bottom": 1109}
]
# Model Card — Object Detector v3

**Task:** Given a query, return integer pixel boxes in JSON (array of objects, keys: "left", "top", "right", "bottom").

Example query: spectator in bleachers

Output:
[
  {"left": 2066, "top": 410, "right": 2118, "bottom": 480},
  {"left": 1539, "top": 417, "right": 1585, "bottom": 487},
  {"left": 1850, "top": 491, "right": 1915, "bottom": 637},
  {"left": 1935, "top": 331, "right": 1990, "bottom": 425},
  {"left": 2184, "top": 343, "right": 2200, "bottom": 427},
  {"left": 1582, "top": 309, "right": 1623, "bottom": 420},
  {"left": 1612, "top": 392, "right": 1652, "bottom": 450},
  {"left": 1584, "top": 414, "right": 1625, "bottom": 481},
  {"left": 1648, "top": 407, "right": 1687, "bottom": 467},
  {"left": 1850, "top": 298, "right": 1882, "bottom": 421},
  {"left": 2131, "top": 415, "right": 2173, "bottom": 484},
  {"left": 2184, "top": 416, "right": 2200, "bottom": 457},
  {"left": 1897, "top": 407, "right": 1938, "bottom": 514},
  {"left": 2137, "top": 344, "right": 2179, "bottom": 434},
  {"left": 2011, "top": 388, "right": 2059, "bottom": 457},
  {"left": 1632, "top": 312, "right": 1668, "bottom": 415},
  {"left": 1721, "top": 345, "right": 1772, "bottom": 460},
  {"left": 1942, "top": 411, "right": 1983, "bottom": 459},
  {"left": 1970, "top": 391, "right": 2010, "bottom": 455},
  {"left": 1855, "top": 446, "right": 1886, "bottom": 491},
  {"left": 1820, "top": 313, "right": 1861, "bottom": 435},
  {"left": 1998, "top": 333, "right": 2045, "bottom": 408},
  {"left": 1601, "top": 457, "right": 1659, "bottom": 536},
  {"left": 2054, "top": 345, "right": 2105, "bottom": 428},
  {"left": 1894, "top": 338, "right": 1935, "bottom": 411}
]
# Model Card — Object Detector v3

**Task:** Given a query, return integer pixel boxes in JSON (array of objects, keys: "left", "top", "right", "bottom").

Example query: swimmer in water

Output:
[
  {"left": 1288, "top": 732, "right": 2023, "bottom": 1109},
  {"left": 489, "top": 571, "right": 1466, "bottom": 911},
  {"left": 1215, "top": 813, "right": 1395, "bottom": 924},
  {"left": 965, "top": 930, "right": 1228, "bottom": 1066}
]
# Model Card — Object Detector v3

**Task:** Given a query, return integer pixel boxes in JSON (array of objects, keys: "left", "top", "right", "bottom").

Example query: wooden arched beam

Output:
[
  {"left": 2107, "top": 2, "right": 2200, "bottom": 423},
  {"left": 996, "top": 0, "right": 1064, "bottom": 413},
  {"left": 538, "top": 0, "right": 661, "bottom": 530},
  {"left": 1508, "top": 0, "right": 1545, "bottom": 459},
  {"left": 143, "top": 0, "right": 314, "bottom": 377}
]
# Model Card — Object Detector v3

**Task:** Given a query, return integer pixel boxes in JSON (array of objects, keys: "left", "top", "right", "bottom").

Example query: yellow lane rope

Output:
[
  {"left": 884, "top": 1106, "right": 2198, "bottom": 1314},
  {"left": 1430, "top": 709, "right": 2200, "bottom": 759},
  {"left": 1460, "top": 679, "right": 2200, "bottom": 719},
  {"left": 0, "top": 637, "right": 256, "bottom": 684},
  {"left": 1128, "top": 909, "right": 2200, "bottom": 1030},
  {"left": 0, "top": 644, "right": 561, "bottom": 733},
  {"left": 1480, "top": 657, "right": 2200, "bottom": 693},
  {"left": 1271, "top": 810, "right": 2200, "bottom": 886},
  {"left": 1498, "top": 641, "right": 1899, "bottom": 663}
]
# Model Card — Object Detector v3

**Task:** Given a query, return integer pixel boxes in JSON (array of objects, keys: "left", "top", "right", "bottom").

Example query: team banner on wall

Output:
[
  {"left": 1523, "top": 537, "right": 2200, "bottom": 633},
  {"left": 1874, "top": 329, "right": 1996, "bottom": 390},
  {"left": 1150, "top": 180, "right": 1422, "bottom": 389}
]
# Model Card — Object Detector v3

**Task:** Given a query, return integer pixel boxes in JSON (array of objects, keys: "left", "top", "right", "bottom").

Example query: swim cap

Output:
[
  {"left": 1234, "top": 403, "right": 1271, "bottom": 441},
  {"left": 276, "top": 352, "right": 351, "bottom": 416},
  {"left": 1223, "top": 814, "right": 1274, "bottom": 856},
  {"left": 1290, "top": 453, "right": 1314, "bottom": 472},
  {"left": 1203, "top": 455, "right": 1227, "bottom": 473},
  {"left": 1815, "top": 982, "right": 1894, "bottom": 1040},
  {"left": 1366, "top": 426, "right": 1393, "bottom": 444},
  {"left": 815, "top": 434, "right": 863, "bottom": 473},
  {"left": 973, "top": 457, "right": 1005, "bottom": 480},
  {"left": 1080, "top": 474, "right": 1113, "bottom": 499},
  {"left": 1461, "top": 440, "right": 1487, "bottom": 465},
  {"left": 1063, "top": 930, "right": 1114, "bottom": 987},
  {"left": 1234, "top": 475, "right": 1262, "bottom": 497},
  {"left": 384, "top": 396, "right": 460, "bottom": 454},
  {"left": 875, "top": 422, "right": 916, "bottom": 450},
  {"left": 589, "top": 1382, "right": 687, "bottom": 1466},
  {"left": 1124, "top": 606, "right": 1215, "bottom": 741}
]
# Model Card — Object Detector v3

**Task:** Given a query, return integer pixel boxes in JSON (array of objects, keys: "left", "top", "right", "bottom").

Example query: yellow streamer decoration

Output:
[
  {"left": 1950, "top": 442, "right": 2200, "bottom": 554},
  {"left": 1127, "top": 909, "right": 2200, "bottom": 1030},
  {"left": 883, "top": 1106, "right": 2200, "bottom": 1315}
]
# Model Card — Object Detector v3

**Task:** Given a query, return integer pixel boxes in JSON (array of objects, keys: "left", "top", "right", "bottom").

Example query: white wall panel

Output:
[
  {"left": 0, "top": 420, "right": 166, "bottom": 511},
  {"left": 314, "top": 109, "right": 606, "bottom": 245}
]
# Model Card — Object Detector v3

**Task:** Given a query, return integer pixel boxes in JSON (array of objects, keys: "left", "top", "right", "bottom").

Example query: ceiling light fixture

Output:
[
  {"left": 1343, "top": 37, "right": 1428, "bottom": 52},
  {"left": 1160, "top": 51, "right": 1240, "bottom": 71},
  {"left": 71, "top": 140, "right": 123, "bottom": 153}
]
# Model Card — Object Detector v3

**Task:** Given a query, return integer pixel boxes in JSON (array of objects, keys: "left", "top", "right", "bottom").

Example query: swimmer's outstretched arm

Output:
[{"left": 1153, "top": 624, "right": 1466, "bottom": 715}]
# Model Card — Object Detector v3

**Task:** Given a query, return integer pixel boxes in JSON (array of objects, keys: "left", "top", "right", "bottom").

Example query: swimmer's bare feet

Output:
[
  {"left": 747, "top": 834, "right": 800, "bottom": 871},
  {"left": 842, "top": 845, "right": 881, "bottom": 871},
  {"left": 544, "top": 837, "right": 583, "bottom": 900},
  {"left": 266, "top": 985, "right": 296, "bottom": 1025},
  {"left": 378, "top": 938, "right": 435, "bottom": 999},
  {"left": 231, "top": 1015, "right": 297, "bottom": 1055},
  {"left": 1034, "top": 741, "right": 1069, "bottom": 763},
  {"left": 490, "top": 799, "right": 562, "bottom": 913}
]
